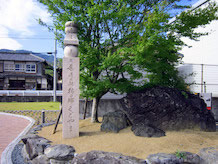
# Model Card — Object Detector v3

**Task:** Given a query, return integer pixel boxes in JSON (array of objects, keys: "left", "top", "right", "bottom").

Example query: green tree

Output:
[
  {"left": 38, "top": 0, "right": 162, "bottom": 122},
  {"left": 38, "top": 0, "right": 217, "bottom": 122},
  {"left": 131, "top": 1, "right": 218, "bottom": 90}
]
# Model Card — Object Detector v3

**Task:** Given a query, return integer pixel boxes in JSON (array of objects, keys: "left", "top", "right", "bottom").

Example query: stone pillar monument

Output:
[{"left": 62, "top": 21, "right": 79, "bottom": 138}]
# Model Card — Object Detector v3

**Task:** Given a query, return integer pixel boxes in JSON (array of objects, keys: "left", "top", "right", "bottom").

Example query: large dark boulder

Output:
[
  {"left": 131, "top": 122, "right": 165, "bottom": 137},
  {"left": 72, "top": 150, "right": 145, "bottom": 164},
  {"left": 101, "top": 111, "right": 129, "bottom": 133},
  {"left": 120, "top": 86, "right": 216, "bottom": 132}
]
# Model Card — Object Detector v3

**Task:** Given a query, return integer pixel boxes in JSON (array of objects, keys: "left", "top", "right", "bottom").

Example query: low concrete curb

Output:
[{"left": 0, "top": 112, "right": 35, "bottom": 164}]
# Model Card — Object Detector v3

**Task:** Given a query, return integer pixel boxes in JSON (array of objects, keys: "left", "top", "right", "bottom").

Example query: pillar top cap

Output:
[
  {"left": 65, "top": 21, "right": 78, "bottom": 28},
  {"left": 64, "top": 21, "right": 79, "bottom": 56}
]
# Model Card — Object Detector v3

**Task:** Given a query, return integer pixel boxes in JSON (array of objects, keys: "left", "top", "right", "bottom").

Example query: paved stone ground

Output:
[{"left": 0, "top": 114, "right": 30, "bottom": 162}]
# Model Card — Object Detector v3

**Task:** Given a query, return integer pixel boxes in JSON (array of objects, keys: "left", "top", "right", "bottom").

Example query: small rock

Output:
[
  {"left": 198, "top": 146, "right": 218, "bottom": 164},
  {"left": 44, "top": 144, "right": 75, "bottom": 160},
  {"left": 23, "top": 138, "right": 51, "bottom": 160},
  {"left": 101, "top": 111, "right": 129, "bottom": 133},
  {"left": 146, "top": 153, "right": 183, "bottom": 164},
  {"left": 21, "top": 134, "right": 40, "bottom": 144},
  {"left": 28, "top": 130, "right": 39, "bottom": 134},
  {"left": 180, "top": 151, "right": 202, "bottom": 164},
  {"left": 32, "top": 125, "right": 43, "bottom": 131},
  {"left": 31, "top": 154, "right": 50, "bottom": 164},
  {"left": 72, "top": 150, "right": 145, "bottom": 164},
  {"left": 50, "top": 159, "right": 73, "bottom": 164},
  {"left": 131, "top": 123, "right": 165, "bottom": 137},
  {"left": 42, "top": 122, "right": 55, "bottom": 127}
]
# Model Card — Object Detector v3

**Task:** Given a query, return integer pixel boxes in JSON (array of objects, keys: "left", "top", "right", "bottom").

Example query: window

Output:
[
  {"left": 15, "top": 63, "right": 25, "bottom": 72},
  {"left": 26, "top": 64, "right": 36, "bottom": 73},
  {"left": 4, "top": 62, "right": 15, "bottom": 71}
]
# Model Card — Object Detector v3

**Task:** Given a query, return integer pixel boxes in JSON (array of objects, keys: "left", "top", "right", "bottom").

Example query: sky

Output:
[
  {"left": 0, "top": 0, "right": 216, "bottom": 62},
  {"left": 0, "top": 0, "right": 63, "bottom": 57}
]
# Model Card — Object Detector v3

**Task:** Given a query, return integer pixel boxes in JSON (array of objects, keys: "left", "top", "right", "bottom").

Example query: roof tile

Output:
[{"left": 0, "top": 52, "right": 45, "bottom": 62}]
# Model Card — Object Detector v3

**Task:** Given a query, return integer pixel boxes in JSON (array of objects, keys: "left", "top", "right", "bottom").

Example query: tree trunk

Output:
[
  {"left": 91, "top": 97, "right": 100, "bottom": 123},
  {"left": 83, "top": 98, "right": 88, "bottom": 120}
]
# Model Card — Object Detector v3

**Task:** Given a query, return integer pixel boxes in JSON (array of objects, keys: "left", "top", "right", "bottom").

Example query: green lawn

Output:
[{"left": 0, "top": 102, "right": 61, "bottom": 111}]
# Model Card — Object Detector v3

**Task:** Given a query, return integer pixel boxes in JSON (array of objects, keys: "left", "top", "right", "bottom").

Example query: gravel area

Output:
[
  {"left": 10, "top": 121, "right": 218, "bottom": 163},
  {"left": 11, "top": 143, "right": 29, "bottom": 164},
  {"left": 38, "top": 119, "right": 218, "bottom": 159}
]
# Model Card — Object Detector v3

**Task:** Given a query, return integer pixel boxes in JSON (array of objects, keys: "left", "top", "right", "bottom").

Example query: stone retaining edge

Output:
[{"left": 0, "top": 112, "right": 35, "bottom": 164}]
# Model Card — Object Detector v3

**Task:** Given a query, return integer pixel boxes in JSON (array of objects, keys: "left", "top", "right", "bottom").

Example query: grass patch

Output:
[{"left": 0, "top": 102, "right": 60, "bottom": 111}]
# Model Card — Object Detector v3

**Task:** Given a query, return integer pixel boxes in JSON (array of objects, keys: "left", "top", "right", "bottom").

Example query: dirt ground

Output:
[{"left": 38, "top": 118, "right": 218, "bottom": 159}]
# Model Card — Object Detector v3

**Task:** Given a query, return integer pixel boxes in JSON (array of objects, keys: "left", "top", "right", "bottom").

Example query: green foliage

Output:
[
  {"left": 45, "top": 64, "right": 54, "bottom": 77},
  {"left": 181, "top": 91, "right": 188, "bottom": 99},
  {"left": 45, "top": 68, "right": 53, "bottom": 77},
  {"left": 57, "top": 58, "right": 62, "bottom": 68},
  {"left": 174, "top": 150, "right": 186, "bottom": 159},
  {"left": 38, "top": 0, "right": 218, "bottom": 99},
  {"left": 130, "top": 1, "right": 218, "bottom": 90}
]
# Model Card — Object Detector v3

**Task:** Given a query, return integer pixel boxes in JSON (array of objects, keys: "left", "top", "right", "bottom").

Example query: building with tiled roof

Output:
[{"left": 0, "top": 50, "right": 50, "bottom": 90}]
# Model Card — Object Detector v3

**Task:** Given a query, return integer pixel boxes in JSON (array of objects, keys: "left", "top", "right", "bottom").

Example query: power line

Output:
[
  {"left": 190, "top": 0, "right": 211, "bottom": 12},
  {"left": 169, "top": 0, "right": 211, "bottom": 24}
]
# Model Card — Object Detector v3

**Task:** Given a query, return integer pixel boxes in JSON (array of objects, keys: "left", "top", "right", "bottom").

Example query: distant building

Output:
[{"left": 0, "top": 50, "right": 50, "bottom": 90}]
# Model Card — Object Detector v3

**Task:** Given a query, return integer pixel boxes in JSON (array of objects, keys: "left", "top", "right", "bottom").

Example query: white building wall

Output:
[
  {"left": 41, "top": 78, "right": 47, "bottom": 89},
  {"left": 180, "top": 0, "right": 218, "bottom": 65},
  {"left": 178, "top": 64, "right": 218, "bottom": 94}
]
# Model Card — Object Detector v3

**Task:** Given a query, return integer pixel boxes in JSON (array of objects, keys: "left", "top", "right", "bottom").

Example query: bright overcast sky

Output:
[{"left": 0, "top": 0, "right": 217, "bottom": 63}]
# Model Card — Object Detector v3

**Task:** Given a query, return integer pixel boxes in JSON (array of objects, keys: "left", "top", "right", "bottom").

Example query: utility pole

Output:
[
  {"left": 201, "top": 64, "right": 204, "bottom": 93},
  {"left": 53, "top": 32, "right": 57, "bottom": 102}
]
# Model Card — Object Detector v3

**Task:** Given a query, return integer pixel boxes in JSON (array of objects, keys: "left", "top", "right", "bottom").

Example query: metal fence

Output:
[
  {"left": 178, "top": 63, "right": 218, "bottom": 95},
  {"left": 0, "top": 109, "right": 60, "bottom": 125}
]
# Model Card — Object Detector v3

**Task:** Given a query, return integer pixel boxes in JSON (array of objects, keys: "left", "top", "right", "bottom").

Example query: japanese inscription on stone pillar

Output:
[{"left": 62, "top": 21, "right": 79, "bottom": 138}]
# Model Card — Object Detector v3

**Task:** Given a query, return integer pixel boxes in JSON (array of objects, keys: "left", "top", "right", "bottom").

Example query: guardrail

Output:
[
  {"left": 0, "top": 90, "right": 63, "bottom": 96},
  {"left": 0, "top": 90, "right": 125, "bottom": 99}
]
